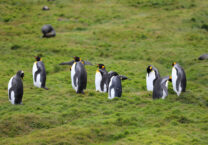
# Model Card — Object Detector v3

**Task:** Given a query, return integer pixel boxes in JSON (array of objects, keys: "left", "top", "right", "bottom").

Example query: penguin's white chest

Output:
[
  {"left": 8, "top": 77, "right": 15, "bottom": 104},
  {"left": 8, "top": 77, "right": 13, "bottom": 91},
  {"left": 32, "top": 62, "right": 41, "bottom": 88},
  {"left": 108, "top": 76, "right": 115, "bottom": 99},
  {"left": 165, "top": 80, "right": 169, "bottom": 89},
  {"left": 95, "top": 71, "right": 102, "bottom": 92},
  {"left": 172, "top": 67, "right": 177, "bottom": 94},
  {"left": 71, "top": 63, "right": 78, "bottom": 91},
  {"left": 146, "top": 71, "right": 156, "bottom": 91}
]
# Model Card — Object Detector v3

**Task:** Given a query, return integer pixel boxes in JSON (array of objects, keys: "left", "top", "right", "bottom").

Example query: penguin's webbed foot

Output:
[{"left": 43, "top": 87, "right": 49, "bottom": 90}]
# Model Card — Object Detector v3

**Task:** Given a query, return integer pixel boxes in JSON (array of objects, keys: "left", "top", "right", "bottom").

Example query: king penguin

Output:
[
  {"left": 153, "top": 76, "right": 172, "bottom": 99},
  {"left": 59, "top": 56, "right": 92, "bottom": 94},
  {"left": 32, "top": 56, "right": 48, "bottom": 90},
  {"left": 171, "top": 62, "right": 186, "bottom": 96},
  {"left": 108, "top": 71, "right": 129, "bottom": 99},
  {"left": 95, "top": 64, "right": 108, "bottom": 93},
  {"left": 146, "top": 65, "right": 160, "bottom": 91},
  {"left": 8, "top": 70, "right": 24, "bottom": 104}
]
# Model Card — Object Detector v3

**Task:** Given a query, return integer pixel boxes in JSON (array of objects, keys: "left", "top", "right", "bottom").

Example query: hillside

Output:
[{"left": 0, "top": 0, "right": 208, "bottom": 144}]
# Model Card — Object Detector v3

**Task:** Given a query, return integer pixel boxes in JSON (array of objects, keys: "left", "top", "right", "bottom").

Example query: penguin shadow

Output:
[
  {"left": 167, "top": 88, "right": 198, "bottom": 105},
  {"left": 174, "top": 90, "right": 199, "bottom": 105}
]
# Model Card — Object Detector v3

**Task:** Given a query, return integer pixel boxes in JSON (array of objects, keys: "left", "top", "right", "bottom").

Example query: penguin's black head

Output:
[
  {"left": 172, "top": 62, "right": 176, "bottom": 67},
  {"left": 35, "top": 56, "right": 41, "bottom": 61},
  {"left": 73, "top": 56, "right": 81, "bottom": 62},
  {"left": 97, "top": 64, "right": 105, "bottom": 69},
  {"left": 169, "top": 76, "right": 172, "bottom": 82},
  {"left": 108, "top": 71, "right": 119, "bottom": 78},
  {"left": 147, "top": 65, "right": 153, "bottom": 73},
  {"left": 16, "top": 70, "right": 24, "bottom": 79}
]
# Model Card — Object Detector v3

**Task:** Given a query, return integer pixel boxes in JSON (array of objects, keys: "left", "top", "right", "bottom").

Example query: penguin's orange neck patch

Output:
[{"left": 96, "top": 69, "right": 100, "bottom": 72}]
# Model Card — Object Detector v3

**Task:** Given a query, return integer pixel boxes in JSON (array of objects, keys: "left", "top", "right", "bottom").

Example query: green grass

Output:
[{"left": 0, "top": 0, "right": 208, "bottom": 144}]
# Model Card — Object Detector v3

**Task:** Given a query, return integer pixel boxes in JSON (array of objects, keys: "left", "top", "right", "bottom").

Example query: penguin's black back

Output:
[
  {"left": 175, "top": 64, "right": 186, "bottom": 92},
  {"left": 99, "top": 69, "right": 108, "bottom": 91},
  {"left": 9, "top": 76, "right": 23, "bottom": 104},
  {"left": 42, "top": 25, "right": 53, "bottom": 33},
  {"left": 153, "top": 77, "right": 168, "bottom": 99},
  {"left": 180, "top": 68, "right": 186, "bottom": 92},
  {"left": 37, "top": 61, "right": 46, "bottom": 88},
  {"left": 110, "top": 76, "right": 122, "bottom": 97},
  {"left": 75, "top": 62, "right": 87, "bottom": 93},
  {"left": 153, "top": 78, "right": 163, "bottom": 99},
  {"left": 41, "top": 24, "right": 56, "bottom": 37}
]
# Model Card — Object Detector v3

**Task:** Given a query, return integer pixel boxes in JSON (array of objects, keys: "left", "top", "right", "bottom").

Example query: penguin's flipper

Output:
[
  {"left": 162, "top": 83, "right": 168, "bottom": 96},
  {"left": 119, "top": 75, "right": 129, "bottom": 80},
  {"left": 84, "top": 61, "right": 93, "bottom": 65},
  {"left": 59, "top": 60, "right": 74, "bottom": 65}
]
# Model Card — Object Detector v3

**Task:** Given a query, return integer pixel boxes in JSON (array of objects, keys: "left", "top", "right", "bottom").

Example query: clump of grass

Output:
[{"left": 10, "top": 44, "right": 21, "bottom": 50}]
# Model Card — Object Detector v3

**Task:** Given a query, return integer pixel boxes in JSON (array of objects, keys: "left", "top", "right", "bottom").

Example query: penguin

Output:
[
  {"left": 32, "top": 56, "right": 48, "bottom": 90},
  {"left": 146, "top": 65, "right": 160, "bottom": 91},
  {"left": 59, "top": 56, "right": 92, "bottom": 93},
  {"left": 108, "top": 71, "right": 129, "bottom": 99},
  {"left": 171, "top": 62, "right": 186, "bottom": 96},
  {"left": 42, "top": 6, "right": 49, "bottom": 10},
  {"left": 198, "top": 54, "right": 208, "bottom": 60},
  {"left": 8, "top": 70, "right": 24, "bottom": 104},
  {"left": 41, "top": 24, "right": 56, "bottom": 38},
  {"left": 153, "top": 76, "right": 172, "bottom": 99},
  {"left": 95, "top": 64, "right": 108, "bottom": 93}
]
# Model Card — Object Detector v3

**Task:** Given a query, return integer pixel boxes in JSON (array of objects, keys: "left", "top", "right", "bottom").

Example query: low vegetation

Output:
[{"left": 0, "top": 0, "right": 208, "bottom": 144}]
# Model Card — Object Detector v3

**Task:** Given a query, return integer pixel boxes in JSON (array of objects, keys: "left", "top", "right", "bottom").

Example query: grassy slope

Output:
[{"left": 0, "top": 0, "right": 208, "bottom": 144}]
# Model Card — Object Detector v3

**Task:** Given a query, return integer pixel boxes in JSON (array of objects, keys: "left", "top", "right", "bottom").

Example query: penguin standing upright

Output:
[
  {"left": 32, "top": 56, "right": 48, "bottom": 90},
  {"left": 146, "top": 65, "right": 160, "bottom": 91},
  {"left": 95, "top": 64, "right": 108, "bottom": 93},
  {"left": 59, "top": 56, "right": 92, "bottom": 93},
  {"left": 171, "top": 62, "right": 186, "bottom": 96},
  {"left": 8, "top": 70, "right": 24, "bottom": 104},
  {"left": 108, "top": 71, "right": 129, "bottom": 99},
  {"left": 153, "top": 76, "right": 172, "bottom": 99}
]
